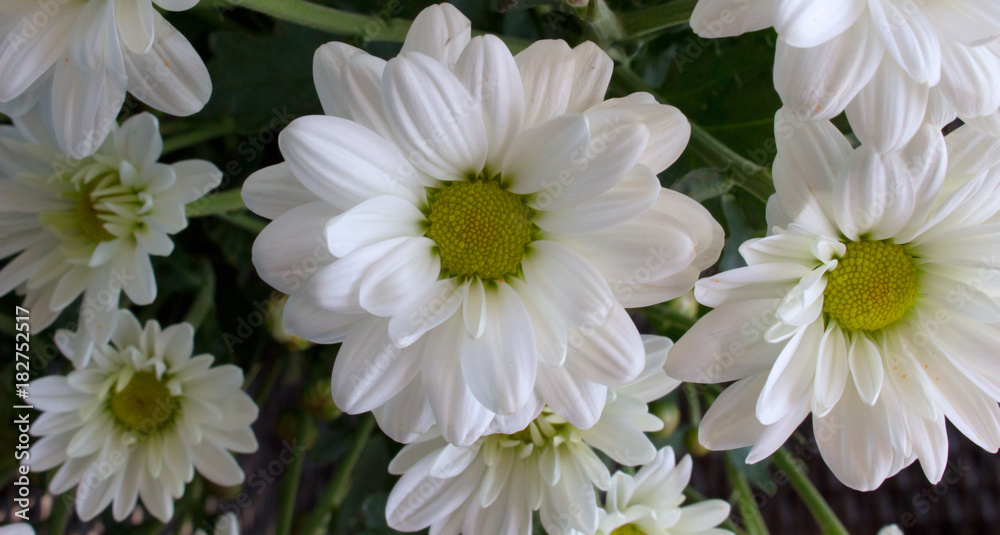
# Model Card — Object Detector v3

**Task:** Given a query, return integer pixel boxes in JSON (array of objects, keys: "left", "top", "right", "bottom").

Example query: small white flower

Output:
[
  {"left": 597, "top": 447, "right": 732, "bottom": 535},
  {"left": 690, "top": 0, "right": 1000, "bottom": 152},
  {"left": 385, "top": 336, "right": 679, "bottom": 535},
  {"left": 26, "top": 310, "right": 259, "bottom": 522},
  {"left": 0, "top": 112, "right": 222, "bottom": 365},
  {"left": 666, "top": 111, "right": 1000, "bottom": 491},
  {"left": 243, "top": 2, "right": 722, "bottom": 447},
  {"left": 0, "top": 0, "right": 211, "bottom": 158}
]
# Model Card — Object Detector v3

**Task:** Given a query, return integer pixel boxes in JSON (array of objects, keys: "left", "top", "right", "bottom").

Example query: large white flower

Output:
[
  {"left": 596, "top": 447, "right": 732, "bottom": 535},
  {"left": 665, "top": 110, "right": 1000, "bottom": 491},
  {"left": 0, "top": 0, "right": 211, "bottom": 158},
  {"left": 385, "top": 336, "right": 679, "bottom": 535},
  {"left": 26, "top": 309, "right": 259, "bottom": 522},
  {"left": 690, "top": 0, "right": 1000, "bottom": 152},
  {"left": 0, "top": 112, "right": 222, "bottom": 365},
  {"left": 242, "top": 3, "right": 723, "bottom": 446}
]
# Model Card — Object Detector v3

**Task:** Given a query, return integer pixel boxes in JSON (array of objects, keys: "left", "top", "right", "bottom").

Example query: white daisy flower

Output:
[
  {"left": 690, "top": 0, "right": 1000, "bottom": 152},
  {"left": 242, "top": 2, "right": 723, "bottom": 447},
  {"left": 0, "top": 112, "right": 222, "bottom": 365},
  {"left": 596, "top": 447, "right": 732, "bottom": 535},
  {"left": 26, "top": 309, "right": 259, "bottom": 522},
  {"left": 0, "top": 0, "right": 211, "bottom": 158},
  {"left": 384, "top": 336, "right": 680, "bottom": 535},
  {"left": 665, "top": 111, "right": 1000, "bottom": 491}
]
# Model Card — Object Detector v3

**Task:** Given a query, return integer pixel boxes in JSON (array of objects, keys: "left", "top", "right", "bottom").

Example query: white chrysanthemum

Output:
[
  {"left": 242, "top": 3, "right": 723, "bottom": 447},
  {"left": 666, "top": 111, "right": 1000, "bottom": 491},
  {"left": 690, "top": 0, "right": 1000, "bottom": 152},
  {"left": 385, "top": 336, "right": 680, "bottom": 535},
  {"left": 0, "top": 112, "right": 222, "bottom": 365},
  {"left": 0, "top": 0, "right": 211, "bottom": 158},
  {"left": 596, "top": 447, "right": 732, "bottom": 535},
  {"left": 26, "top": 309, "right": 259, "bottom": 522}
]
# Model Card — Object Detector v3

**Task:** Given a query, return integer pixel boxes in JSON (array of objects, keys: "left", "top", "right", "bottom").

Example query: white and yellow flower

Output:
[
  {"left": 0, "top": 0, "right": 211, "bottom": 158},
  {"left": 384, "top": 336, "right": 679, "bottom": 535},
  {"left": 666, "top": 112, "right": 1000, "bottom": 490},
  {"left": 691, "top": 0, "right": 1000, "bottom": 152},
  {"left": 27, "top": 310, "right": 259, "bottom": 522},
  {"left": 242, "top": 3, "right": 722, "bottom": 446},
  {"left": 0, "top": 112, "right": 222, "bottom": 364}
]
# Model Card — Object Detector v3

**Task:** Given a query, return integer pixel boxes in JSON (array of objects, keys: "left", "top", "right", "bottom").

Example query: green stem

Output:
[
  {"left": 218, "top": 212, "right": 268, "bottom": 233},
  {"left": 683, "top": 383, "right": 702, "bottom": 426},
  {"left": 770, "top": 449, "right": 849, "bottom": 535},
  {"left": 162, "top": 117, "right": 236, "bottom": 154},
  {"left": 618, "top": 0, "right": 697, "bottom": 40},
  {"left": 277, "top": 420, "right": 311, "bottom": 535},
  {"left": 724, "top": 456, "right": 770, "bottom": 535},
  {"left": 183, "top": 260, "right": 216, "bottom": 328},
  {"left": 214, "top": 0, "right": 411, "bottom": 41},
  {"left": 186, "top": 188, "right": 246, "bottom": 218},
  {"left": 298, "top": 416, "right": 376, "bottom": 535},
  {"left": 47, "top": 492, "right": 74, "bottom": 535},
  {"left": 611, "top": 65, "right": 775, "bottom": 203}
]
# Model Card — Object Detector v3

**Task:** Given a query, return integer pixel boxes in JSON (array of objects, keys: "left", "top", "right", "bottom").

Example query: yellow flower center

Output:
[
  {"left": 611, "top": 525, "right": 647, "bottom": 535},
  {"left": 108, "top": 371, "right": 180, "bottom": 433},
  {"left": 424, "top": 179, "right": 534, "bottom": 281},
  {"left": 75, "top": 178, "right": 116, "bottom": 243},
  {"left": 823, "top": 240, "right": 918, "bottom": 332}
]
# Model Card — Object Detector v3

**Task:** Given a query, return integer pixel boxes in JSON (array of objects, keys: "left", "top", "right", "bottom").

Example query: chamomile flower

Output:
[
  {"left": 0, "top": 112, "right": 222, "bottom": 365},
  {"left": 597, "top": 447, "right": 732, "bottom": 535},
  {"left": 384, "top": 336, "right": 680, "bottom": 535},
  {"left": 0, "top": 0, "right": 211, "bottom": 158},
  {"left": 690, "top": 0, "right": 1000, "bottom": 152},
  {"left": 26, "top": 310, "right": 259, "bottom": 522},
  {"left": 242, "top": 2, "right": 722, "bottom": 446},
  {"left": 665, "top": 111, "right": 1000, "bottom": 491}
]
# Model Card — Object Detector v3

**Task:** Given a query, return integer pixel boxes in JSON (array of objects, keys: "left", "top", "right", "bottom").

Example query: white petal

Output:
[
  {"left": 116, "top": 0, "right": 155, "bottom": 54},
  {"left": 325, "top": 195, "right": 425, "bottom": 257},
  {"left": 388, "top": 277, "right": 466, "bottom": 348},
  {"left": 565, "top": 41, "right": 613, "bottom": 113},
  {"left": 868, "top": 0, "right": 941, "bottom": 84},
  {"left": 833, "top": 146, "right": 914, "bottom": 241},
  {"left": 521, "top": 240, "right": 616, "bottom": 329},
  {"left": 695, "top": 263, "right": 810, "bottom": 308},
  {"left": 508, "top": 276, "right": 567, "bottom": 365},
  {"left": 463, "top": 277, "right": 487, "bottom": 339},
  {"left": 459, "top": 282, "right": 537, "bottom": 414},
  {"left": 338, "top": 53, "right": 393, "bottom": 138},
  {"left": 124, "top": 13, "right": 211, "bottom": 116},
  {"left": 773, "top": 0, "right": 866, "bottom": 48},
  {"left": 534, "top": 164, "right": 660, "bottom": 234},
  {"left": 691, "top": 0, "right": 776, "bottom": 38},
  {"left": 374, "top": 379, "right": 436, "bottom": 444},
  {"left": 191, "top": 440, "right": 244, "bottom": 487},
  {"left": 514, "top": 40, "right": 576, "bottom": 128},
  {"left": 51, "top": 59, "right": 125, "bottom": 159},
  {"left": 813, "top": 324, "right": 850, "bottom": 415},
  {"left": 251, "top": 201, "right": 338, "bottom": 294},
  {"left": 563, "top": 305, "right": 645, "bottom": 387},
  {"left": 845, "top": 59, "right": 928, "bottom": 153},
  {"left": 359, "top": 237, "right": 440, "bottom": 317},
  {"left": 536, "top": 363, "right": 606, "bottom": 429},
  {"left": 453, "top": 35, "right": 524, "bottom": 175},
  {"left": 774, "top": 17, "right": 883, "bottom": 121},
  {"left": 278, "top": 115, "right": 424, "bottom": 211},
  {"left": 332, "top": 317, "right": 422, "bottom": 413},
  {"left": 924, "top": 0, "right": 1000, "bottom": 46},
  {"left": 0, "top": 3, "right": 79, "bottom": 101},
  {"left": 756, "top": 319, "right": 821, "bottom": 425},
  {"left": 847, "top": 333, "right": 884, "bottom": 406},
  {"left": 312, "top": 41, "right": 366, "bottom": 118},
  {"left": 401, "top": 3, "right": 471, "bottom": 68},
  {"left": 283, "top": 288, "right": 359, "bottom": 344},
  {"left": 934, "top": 39, "right": 1000, "bottom": 118},
  {"left": 241, "top": 162, "right": 319, "bottom": 220},
  {"left": 382, "top": 52, "right": 488, "bottom": 180},
  {"left": 815, "top": 381, "right": 896, "bottom": 491}
]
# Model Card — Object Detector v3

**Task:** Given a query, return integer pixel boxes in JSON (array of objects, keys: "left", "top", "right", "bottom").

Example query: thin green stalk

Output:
[
  {"left": 298, "top": 416, "right": 376, "bottom": 535},
  {"left": 218, "top": 212, "right": 268, "bottom": 233},
  {"left": 186, "top": 188, "right": 245, "bottom": 218},
  {"left": 724, "top": 456, "right": 770, "bottom": 535},
  {"left": 770, "top": 448, "right": 849, "bottom": 535},
  {"left": 611, "top": 65, "right": 775, "bottom": 202},
  {"left": 683, "top": 383, "right": 702, "bottom": 426},
  {"left": 183, "top": 260, "right": 216, "bottom": 328},
  {"left": 162, "top": 117, "right": 236, "bottom": 154},
  {"left": 618, "top": 0, "right": 697, "bottom": 40},
  {"left": 215, "top": 0, "right": 411, "bottom": 41},
  {"left": 47, "top": 492, "right": 74, "bottom": 535},
  {"left": 277, "top": 420, "right": 311, "bottom": 535}
]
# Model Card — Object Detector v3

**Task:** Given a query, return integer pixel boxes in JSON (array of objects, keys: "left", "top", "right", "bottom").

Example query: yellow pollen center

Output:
[
  {"left": 425, "top": 179, "right": 534, "bottom": 280},
  {"left": 823, "top": 240, "right": 918, "bottom": 332},
  {"left": 108, "top": 371, "right": 180, "bottom": 433},
  {"left": 75, "top": 179, "right": 116, "bottom": 243},
  {"left": 610, "top": 525, "right": 647, "bottom": 535}
]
